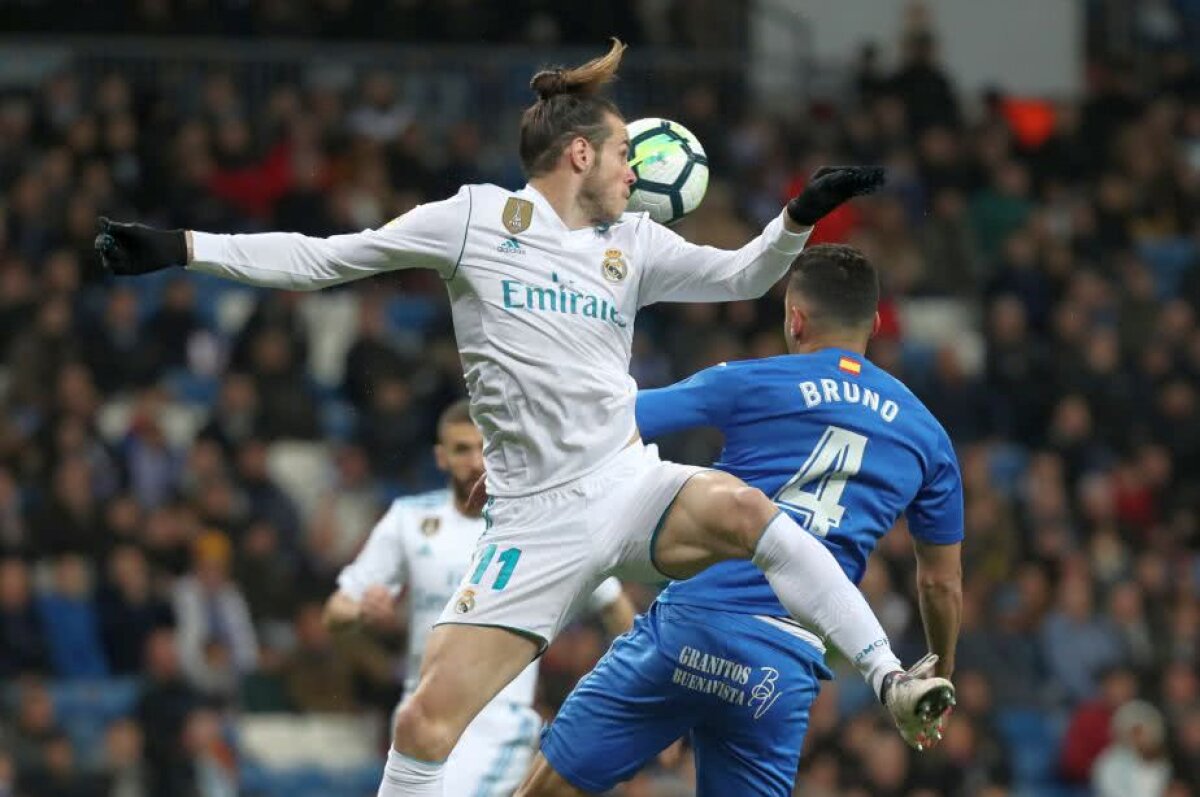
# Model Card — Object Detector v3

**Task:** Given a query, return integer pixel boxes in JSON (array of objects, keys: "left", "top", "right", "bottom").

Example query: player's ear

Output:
[
  {"left": 433, "top": 443, "right": 448, "bottom": 473},
  {"left": 568, "top": 136, "right": 592, "bottom": 172},
  {"left": 788, "top": 303, "right": 805, "bottom": 341},
  {"left": 871, "top": 311, "right": 881, "bottom": 339}
]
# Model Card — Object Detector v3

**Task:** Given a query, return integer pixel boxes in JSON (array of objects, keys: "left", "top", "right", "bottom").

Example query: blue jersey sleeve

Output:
[
  {"left": 635, "top": 364, "right": 740, "bottom": 440},
  {"left": 905, "top": 427, "right": 965, "bottom": 544}
]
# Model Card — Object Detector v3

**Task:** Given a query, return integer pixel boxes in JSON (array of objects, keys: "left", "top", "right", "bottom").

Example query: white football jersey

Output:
[
  {"left": 335, "top": 489, "right": 625, "bottom": 704},
  {"left": 190, "top": 184, "right": 810, "bottom": 496}
]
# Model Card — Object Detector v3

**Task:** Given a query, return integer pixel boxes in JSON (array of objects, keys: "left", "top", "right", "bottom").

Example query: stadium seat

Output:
[
  {"left": 385, "top": 295, "right": 439, "bottom": 332},
  {"left": 987, "top": 442, "right": 1029, "bottom": 497},
  {"left": 215, "top": 289, "right": 260, "bottom": 337},
  {"left": 299, "top": 292, "right": 361, "bottom": 387},
  {"left": 900, "top": 340, "right": 937, "bottom": 381},
  {"left": 47, "top": 678, "right": 142, "bottom": 769},
  {"left": 96, "top": 398, "right": 207, "bottom": 448},
  {"left": 895, "top": 297, "right": 985, "bottom": 374},
  {"left": 237, "top": 713, "right": 383, "bottom": 770},
  {"left": 1138, "top": 238, "right": 1196, "bottom": 300},
  {"left": 995, "top": 708, "right": 1065, "bottom": 788},
  {"left": 164, "top": 367, "right": 220, "bottom": 405},
  {"left": 320, "top": 399, "right": 359, "bottom": 442},
  {"left": 266, "top": 441, "right": 332, "bottom": 521}
]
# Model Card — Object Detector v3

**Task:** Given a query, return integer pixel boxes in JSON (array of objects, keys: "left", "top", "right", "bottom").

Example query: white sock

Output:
[
  {"left": 377, "top": 748, "right": 444, "bottom": 797},
  {"left": 752, "top": 512, "right": 901, "bottom": 698}
]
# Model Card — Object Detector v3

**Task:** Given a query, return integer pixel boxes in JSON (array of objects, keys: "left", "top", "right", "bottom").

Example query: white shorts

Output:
[{"left": 436, "top": 441, "right": 704, "bottom": 645}]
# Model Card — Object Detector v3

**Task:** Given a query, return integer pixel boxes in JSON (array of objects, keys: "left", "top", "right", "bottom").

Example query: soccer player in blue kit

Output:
[{"left": 517, "top": 243, "right": 965, "bottom": 797}]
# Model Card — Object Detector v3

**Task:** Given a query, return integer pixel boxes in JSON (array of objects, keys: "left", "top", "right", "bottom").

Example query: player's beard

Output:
[
  {"left": 451, "top": 474, "right": 481, "bottom": 507},
  {"left": 579, "top": 162, "right": 624, "bottom": 225}
]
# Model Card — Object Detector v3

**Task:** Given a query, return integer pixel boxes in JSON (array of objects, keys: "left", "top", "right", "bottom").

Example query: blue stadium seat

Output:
[
  {"left": 900, "top": 340, "right": 937, "bottom": 382},
  {"left": 987, "top": 442, "right": 1029, "bottom": 497},
  {"left": 240, "top": 763, "right": 381, "bottom": 797},
  {"left": 164, "top": 367, "right": 220, "bottom": 405},
  {"left": 386, "top": 296, "right": 439, "bottom": 332},
  {"left": 320, "top": 399, "right": 359, "bottom": 441},
  {"left": 188, "top": 273, "right": 247, "bottom": 331},
  {"left": 1138, "top": 238, "right": 1196, "bottom": 300},
  {"left": 834, "top": 672, "right": 875, "bottom": 717},
  {"left": 50, "top": 677, "right": 141, "bottom": 724},
  {"left": 995, "top": 708, "right": 1064, "bottom": 788},
  {"left": 47, "top": 678, "right": 142, "bottom": 769}
]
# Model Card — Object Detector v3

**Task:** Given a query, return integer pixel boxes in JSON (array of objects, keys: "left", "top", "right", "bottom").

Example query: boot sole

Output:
[{"left": 915, "top": 684, "right": 956, "bottom": 721}]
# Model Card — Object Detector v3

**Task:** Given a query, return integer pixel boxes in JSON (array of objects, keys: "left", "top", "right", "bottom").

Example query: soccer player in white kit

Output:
[
  {"left": 96, "top": 40, "right": 954, "bottom": 797},
  {"left": 323, "top": 400, "right": 632, "bottom": 796}
]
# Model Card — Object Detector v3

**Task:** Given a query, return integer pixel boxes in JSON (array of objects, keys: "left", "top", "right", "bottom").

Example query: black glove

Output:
[
  {"left": 94, "top": 217, "right": 188, "bottom": 276},
  {"left": 786, "top": 166, "right": 886, "bottom": 227}
]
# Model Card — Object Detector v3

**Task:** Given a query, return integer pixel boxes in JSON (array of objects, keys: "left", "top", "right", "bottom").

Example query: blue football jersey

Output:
[{"left": 639, "top": 348, "right": 964, "bottom": 616}]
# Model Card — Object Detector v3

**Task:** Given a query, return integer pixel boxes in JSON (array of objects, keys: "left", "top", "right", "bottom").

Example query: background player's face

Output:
[
  {"left": 435, "top": 421, "right": 485, "bottom": 503},
  {"left": 579, "top": 112, "right": 635, "bottom": 224}
]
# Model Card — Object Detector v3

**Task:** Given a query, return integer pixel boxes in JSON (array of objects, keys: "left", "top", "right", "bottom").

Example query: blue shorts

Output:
[{"left": 541, "top": 602, "right": 833, "bottom": 796}]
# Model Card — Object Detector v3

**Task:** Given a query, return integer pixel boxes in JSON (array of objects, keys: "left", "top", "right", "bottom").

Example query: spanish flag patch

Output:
[{"left": 838, "top": 357, "right": 862, "bottom": 375}]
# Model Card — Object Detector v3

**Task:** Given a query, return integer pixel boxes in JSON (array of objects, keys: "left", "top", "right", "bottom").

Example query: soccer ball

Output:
[{"left": 625, "top": 117, "right": 709, "bottom": 226}]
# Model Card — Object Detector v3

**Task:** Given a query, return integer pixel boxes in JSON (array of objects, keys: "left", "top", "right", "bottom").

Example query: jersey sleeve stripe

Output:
[{"left": 444, "top": 185, "right": 473, "bottom": 282}]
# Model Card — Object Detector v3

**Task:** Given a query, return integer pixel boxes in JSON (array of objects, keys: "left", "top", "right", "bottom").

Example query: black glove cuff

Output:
[
  {"left": 786, "top": 195, "right": 821, "bottom": 228},
  {"left": 156, "top": 229, "right": 188, "bottom": 269}
]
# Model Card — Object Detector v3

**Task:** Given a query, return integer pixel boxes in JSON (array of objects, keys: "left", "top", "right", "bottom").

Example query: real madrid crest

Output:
[
  {"left": 601, "top": 248, "right": 628, "bottom": 283},
  {"left": 454, "top": 588, "right": 476, "bottom": 614},
  {"left": 502, "top": 198, "right": 533, "bottom": 235},
  {"left": 420, "top": 516, "right": 441, "bottom": 537}
]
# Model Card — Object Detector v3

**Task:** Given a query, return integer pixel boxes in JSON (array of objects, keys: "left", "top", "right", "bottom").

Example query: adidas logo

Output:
[{"left": 497, "top": 237, "right": 525, "bottom": 255}]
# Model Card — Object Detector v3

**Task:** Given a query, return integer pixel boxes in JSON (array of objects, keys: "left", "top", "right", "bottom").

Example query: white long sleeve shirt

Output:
[{"left": 190, "top": 183, "right": 810, "bottom": 496}]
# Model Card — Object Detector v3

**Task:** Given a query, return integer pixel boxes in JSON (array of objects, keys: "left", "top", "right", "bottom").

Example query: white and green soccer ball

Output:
[{"left": 625, "top": 117, "right": 709, "bottom": 226}]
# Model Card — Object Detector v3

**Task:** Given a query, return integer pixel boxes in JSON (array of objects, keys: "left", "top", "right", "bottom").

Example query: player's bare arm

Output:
[
  {"left": 914, "top": 540, "right": 963, "bottom": 679},
  {"left": 323, "top": 590, "right": 363, "bottom": 633},
  {"left": 598, "top": 590, "right": 635, "bottom": 637}
]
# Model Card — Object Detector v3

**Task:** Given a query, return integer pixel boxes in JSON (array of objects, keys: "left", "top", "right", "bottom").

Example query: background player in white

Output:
[
  {"left": 323, "top": 400, "right": 633, "bottom": 796},
  {"left": 95, "top": 40, "right": 953, "bottom": 797}
]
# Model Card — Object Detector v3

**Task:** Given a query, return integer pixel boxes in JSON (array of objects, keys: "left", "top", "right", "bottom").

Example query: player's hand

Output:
[
  {"left": 360, "top": 585, "right": 397, "bottom": 629},
  {"left": 466, "top": 473, "right": 489, "bottom": 515},
  {"left": 94, "top": 217, "right": 188, "bottom": 275},
  {"left": 785, "top": 166, "right": 886, "bottom": 227}
]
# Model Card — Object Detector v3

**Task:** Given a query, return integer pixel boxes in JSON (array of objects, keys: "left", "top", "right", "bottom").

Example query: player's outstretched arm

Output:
[
  {"left": 95, "top": 187, "right": 471, "bottom": 290},
  {"left": 636, "top": 166, "right": 884, "bottom": 307},
  {"left": 634, "top": 364, "right": 738, "bottom": 440},
  {"left": 913, "top": 540, "right": 962, "bottom": 679}
]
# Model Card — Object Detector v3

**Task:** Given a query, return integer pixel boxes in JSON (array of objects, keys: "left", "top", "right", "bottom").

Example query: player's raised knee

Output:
[
  {"left": 718, "top": 482, "right": 778, "bottom": 556},
  {"left": 392, "top": 694, "right": 458, "bottom": 763}
]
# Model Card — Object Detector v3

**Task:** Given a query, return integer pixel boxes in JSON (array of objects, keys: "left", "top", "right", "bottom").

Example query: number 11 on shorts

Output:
[{"left": 469, "top": 544, "right": 522, "bottom": 590}]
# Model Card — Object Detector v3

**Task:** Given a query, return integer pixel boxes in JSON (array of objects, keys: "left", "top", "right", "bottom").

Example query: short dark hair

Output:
[
  {"left": 786, "top": 244, "right": 879, "bottom": 329},
  {"left": 437, "top": 399, "right": 473, "bottom": 440},
  {"left": 519, "top": 40, "right": 625, "bottom": 177}
]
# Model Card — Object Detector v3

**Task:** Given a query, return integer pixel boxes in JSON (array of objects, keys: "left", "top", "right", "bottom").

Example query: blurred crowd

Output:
[
  {"left": 1, "top": 4, "right": 1200, "bottom": 797},
  {"left": 0, "top": 0, "right": 743, "bottom": 48}
]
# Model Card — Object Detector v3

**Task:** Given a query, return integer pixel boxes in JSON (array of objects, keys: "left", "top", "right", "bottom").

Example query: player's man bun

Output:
[
  {"left": 529, "top": 39, "right": 626, "bottom": 100},
  {"left": 519, "top": 39, "right": 626, "bottom": 177}
]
